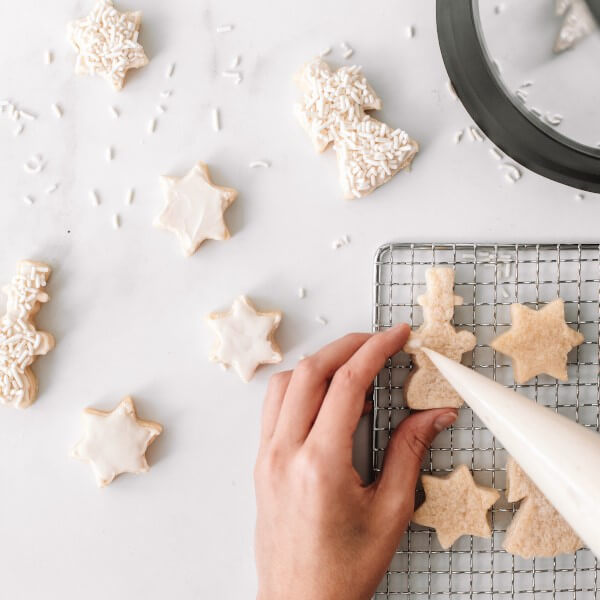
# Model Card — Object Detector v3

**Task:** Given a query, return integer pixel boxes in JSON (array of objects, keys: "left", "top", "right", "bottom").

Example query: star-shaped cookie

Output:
[
  {"left": 491, "top": 299, "right": 584, "bottom": 383},
  {"left": 71, "top": 396, "right": 162, "bottom": 487},
  {"left": 207, "top": 296, "right": 282, "bottom": 382},
  {"left": 503, "top": 457, "right": 582, "bottom": 558},
  {"left": 67, "top": 0, "right": 149, "bottom": 91},
  {"left": 554, "top": 0, "right": 597, "bottom": 53},
  {"left": 154, "top": 162, "right": 238, "bottom": 257},
  {"left": 412, "top": 464, "right": 500, "bottom": 549}
]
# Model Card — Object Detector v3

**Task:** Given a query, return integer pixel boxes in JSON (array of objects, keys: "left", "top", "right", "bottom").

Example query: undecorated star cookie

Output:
[
  {"left": 67, "top": 0, "right": 148, "bottom": 91},
  {"left": 404, "top": 268, "right": 476, "bottom": 409},
  {"left": 294, "top": 58, "right": 419, "bottom": 199},
  {"left": 412, "top": 464, "right": 500, "bottom": 549},
  {"left": 154, "top": 161, "right": 238, "bottom": 257},
  {"left": 207, "top": 296, "right": 282, "bottom": 382},
  {"left": 71, "top": 396, "right": 162, "bottom": 487},
  {"left": 491, "top": 299, "right": 584, "bottom": 383},
  {"left": 503, "top": 457, "right": 582, "bottom": 558},
  {"left": 554, "top": 0, "right": 596, "bottom": 53},
  {"left": 0, "top": 260, "right": 54, "bottom": 409}
]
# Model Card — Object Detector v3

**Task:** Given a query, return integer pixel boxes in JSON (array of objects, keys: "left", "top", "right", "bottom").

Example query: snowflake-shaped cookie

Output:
[{"left": 67, "top": 0, "right": 149, "bottom": 91}]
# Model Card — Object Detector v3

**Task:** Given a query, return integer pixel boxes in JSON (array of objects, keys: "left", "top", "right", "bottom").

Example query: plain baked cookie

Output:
[
  {"left": 71, "top": 396, "right": 162, "bottom": 487},
  {"left": 294, "top": 58, "right": 419, "bottom": 199},
  {"left": 491, "top": 299, "right": 584, "bottom": 383},
  {"left": 0, "top": 260, "right": 54, "bottom": 409},
  {"left": 404, "top": 268, "right": 476, "bottom": 409},
  {"left": 412, "top": 464, "right": 500, "bottom": 549},
  {"left": 207, "top": 296, "right": 282, "bottom": 382},
  {"left": 503, "top": 457, "right": 583, "bottom": 558}
]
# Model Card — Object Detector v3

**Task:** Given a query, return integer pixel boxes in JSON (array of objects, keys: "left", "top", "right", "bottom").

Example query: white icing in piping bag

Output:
[{"left": 422, "top": 347, "right": 600, "bottom": 559}]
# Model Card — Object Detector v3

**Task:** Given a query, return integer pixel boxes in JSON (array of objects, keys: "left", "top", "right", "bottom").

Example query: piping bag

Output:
[{"left": 422, "top": 347, "right": 600, "bottom": 559}]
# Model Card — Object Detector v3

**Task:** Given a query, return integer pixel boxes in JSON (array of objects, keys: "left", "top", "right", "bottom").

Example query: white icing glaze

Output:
[
  {"left": 207, "top": 296, "right": 282, "bottom": 382},
  {"left": 0, "top": 260, "right": 54, "bottom": 409},
  {"left": 71, "top": 396, "right": 162, "bottom": 487},
  {"left": 154, "top": 162, "right": 237, "bottom": 256},
  {"left": 67, "top": 0, "right": 148, "bottom": 91}
]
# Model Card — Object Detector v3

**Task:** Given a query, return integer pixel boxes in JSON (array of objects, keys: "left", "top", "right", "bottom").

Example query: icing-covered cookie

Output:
[
  {"left": 207, "top": 296, "right": 282, "bottom": 382},
  {"left": 71, "top": 396, "right": 162, "bottom": 487},
  {"left": 67, "top": 0, "right": 148, "bottom": 91},
  {"left": 0, "top": 260, "right": 54, "bottom": 409},
  {"left": 294, "top": 58, "right": 418, "bottom": 199},
  {"left": 154, "top": 161, "right": 238, "bottom": 256}
]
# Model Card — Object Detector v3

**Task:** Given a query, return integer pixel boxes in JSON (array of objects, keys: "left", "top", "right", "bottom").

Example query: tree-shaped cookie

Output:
[
  {"left": 0, "top": 260, "right": 54, "bottom": 409},
  {"left": 491, "top": 299, "right": 584, "bottom": 383},
  {"left": 294, "top": 58, "right": 419, "bottom": 199},
  {"left": 503, "top": 457, "right": 582, "bottom": 558},
  {"left": 412, "top": 464, "right": 500, "bottom": 549},
  {"left": 404, "top": 268, "right": 476, "bottom": 409}
]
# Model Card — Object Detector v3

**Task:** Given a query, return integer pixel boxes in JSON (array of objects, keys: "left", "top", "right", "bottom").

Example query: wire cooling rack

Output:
[{"left": 372, "top": 243, "right": 600, "bottom": 599}]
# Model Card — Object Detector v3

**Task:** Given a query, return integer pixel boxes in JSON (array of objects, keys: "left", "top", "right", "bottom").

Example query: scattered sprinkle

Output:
[
  {"left": 340, "top": 42, "right": 354, "bottom": 59},
  {"left": 530, "top": 107, "right": 542, "bottom": 118},
  {"left": 51, "top": 103, "right": 63, "bottom": 118},
  {"left": 166, "top": 63, "right": 175, "bottom": 78},
  {"left": 520, "top": 81, "right": 534, "bottom": 88},
  {"left": 44, "top": 50, "right": 53, "bottom": 65},
  {"left": 106, "top": 146, "right": 114, "bottom": 161},
  {"left": 319, "top": 47, "right": 332, "bottom": 57},
  {"left": 501, "top": 163, "right": 522, "bottom": 182},
  {"left": 544, "top": 113, "right": 563, "bottom": 127},
  {"left": 249, "top": 160, "right": 270, "bottom": 168},
  {"left": 156, "top": 106, "right": 166, "bottom": 117},
  {"left": 23, "top": 154, "right": 45, "bottom": 174},
  {"left": 148, "top": 118, "right": 156, "bottom": 133},
  {"left": 575, "top": 192, "right": 585, "bottom": 201},
  {"left": 515, "top": 89, "right": 527, "bottom": 103},
  {"left": 23, "top": 195, "right": 34, "bottom": 206},
  {"left": 331, "top": 235, "right": 351, "bottom": 250},
  {"left": 18, "top": 109, "right": 36, "bottom": 121},
  {"left": 230, "top": 55, "right": 241, "bottom": 68},
  {"left": 125, "top": 188, "right": 134, "bottom": 205},
  {"left": 13, "top": 123, "right": 24, "bottom": 136},
  {"left": 109, "top": 105, "right": 120, "bottom": 118},
  {"left": 489, "top": 147, "right": 503, "bottom": 160},
  {"left": 469, "top": 126, "right": 484, "bottom": 142},
  {"left": 501, "top": 286, "right": 510, "bottom": 299},
  {"left": 212, "top": 107, "right": 220, "bottom": 132},
  {"left": 454, "top": 129, "right": 464, "bottom": 144},
  {"left": 112, "top": 213, "right": 121, "bottom": 229},
  {"left": 222, "top": 70, "right": 243, "bottom": 84},
  {"left": 503, "top": 262, "right": 511, "bottom": 278},
  {"left": 160, "top": 90, "right": 173, "bottom": 98},
  {"left": 298, "top": 287, "right": 306, "bottom": 299},
  {"left": 216, "top": 24, "right": 234, "bottom": 33},
  {"left": 316, "top": 315, "right": 328, "bottom": 326},
  {"left": 493, "top": 59, "right": 501, "bottom": 73},
  {"left": 45, "top": 182, "right": 60, "bottom": 195},
  {"left": 89, "top": 190, "right": 100, "bottom": 206},
  {"left": 406, "top": 25, "right": 415, "bottom": 38},
  {"left": 446, "top": 79, "right": 457, "bottom": 99}
]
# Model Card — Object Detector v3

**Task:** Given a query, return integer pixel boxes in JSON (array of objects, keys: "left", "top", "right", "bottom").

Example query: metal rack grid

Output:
[{"left": 372, "top": 243, "right": 600, "bottom": 599}]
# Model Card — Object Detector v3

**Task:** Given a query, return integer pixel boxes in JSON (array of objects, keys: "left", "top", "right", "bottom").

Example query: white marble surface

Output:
[{"left": 0, "top": 1, "right": 598, "bottom": 599}]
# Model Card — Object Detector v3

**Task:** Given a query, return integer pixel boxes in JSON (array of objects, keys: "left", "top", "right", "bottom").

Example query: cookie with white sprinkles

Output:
[
  {"left": 67, "top": 0, "right": 148, "bottom": 91},
  {"left": 0, "top": 261, "right": 54, "bottom": 409},
  {"left": 294, "top": 58, "right": 419, "bottom": 199}
]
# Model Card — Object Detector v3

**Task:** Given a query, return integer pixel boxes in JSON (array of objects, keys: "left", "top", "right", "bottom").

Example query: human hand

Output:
[{"left": 254, "top": 324, "right": 457, "bottom": 600}]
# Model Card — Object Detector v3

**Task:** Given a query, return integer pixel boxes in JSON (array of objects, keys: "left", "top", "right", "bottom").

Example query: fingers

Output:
[
  {"left": 260, "top": 371, "right": 292, "bottom": 446},
  {"left": 375, "top": 409, "right": 457, "bottom": 519},
  {"left": 272, "top": 333, "right": 372, "bottom": 446},
  {"left": 309, "top": 325, "right": 410, "bottom": 447}
]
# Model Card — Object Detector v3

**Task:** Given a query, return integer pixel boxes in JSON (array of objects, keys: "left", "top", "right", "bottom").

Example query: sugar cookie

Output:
[
  {"left": 412, "top": 464, "right": 500, "bottom": 549},
  {"left": 0, "top": 260, "right": 54, "bottom": 409},
  {"left": 294, "top": 58, "right": 418, "bottom": 199},
  {"left": 404, "top": 268, "right": 476, "bottom": 409},
  {"left": 503, "top": 457, "right": 582, "bottom": 558},
  {"left": 154, "top": 161, "right": 238, "bottom": 257},
  {"left": 207, "top": 296, "right": 282, "bottom": 382},
  {"left": 71, "top": 396, "right": 162, "bottom": 487},
  {"left": 491, "top": 299, "right": 584, "bottom": 383},
  {"left": 67, "top": 0, "right": 148, "bottom": 91}
]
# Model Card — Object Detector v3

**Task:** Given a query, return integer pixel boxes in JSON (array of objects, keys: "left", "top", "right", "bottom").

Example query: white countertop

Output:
[{"left": 0, "top": 1, "right": 598, "bottom": 598}]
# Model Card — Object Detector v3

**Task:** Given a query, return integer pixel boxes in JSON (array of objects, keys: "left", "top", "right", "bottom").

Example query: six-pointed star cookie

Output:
[
  {"left": 491, "top": 299, "right": 584, "bottom": 383},
  {"left": 154, "top": 162, "right": 238, "bottom": 257},
  {"left": 207, "top": 296, "right": 282, "bottom": 382},
  {"left": 71, "top": 396, "right": 162, "bottom": 487},
  {"left": 412, "top": 464, "right": 500, "bottom": 549},
  {"left": 67, "top": 0, "right": 149, "bottom": 91}
]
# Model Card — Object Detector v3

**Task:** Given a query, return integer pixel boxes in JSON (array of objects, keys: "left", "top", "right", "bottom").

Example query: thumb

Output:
[{"left": 375, "top": 408, "right": 457, "bottom": 517}]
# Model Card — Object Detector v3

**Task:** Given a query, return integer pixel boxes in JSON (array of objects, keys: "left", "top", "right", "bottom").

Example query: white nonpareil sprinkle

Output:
[
  {"left": 23, "top": 154, "right": 45, "bottom": 174},
  {"left": 106, "top": 146, "right": 114, "bottom": 161},
  {"left": 230, "top": 55, "right": 241, "bottom": 68},
  {"left": 23, "top": 195, "right": 34, "bottom": 206},
  {"left": 454, "top": 130, "right": 464, "bottom": 144},
  {"left": 216, "top": 24, "right": 234, "bottom": 33},
  {"left": 530, "top": 107, "right": 542, "bottom": 117},
  {"left": 249, "top": 160, "right": 270, "bottom": 168},
  {"left": 109, "top": 105, "right": 120, "bottom": 118},
  {"left": 212, "top": 107, "right": 220, "bottom": 132},
  {"left": 112, "top": 213, "right": 121, "bottom": 229},
  {"left": 340, "top": 42, "right": 354, "bottom": 59},
  {"left": 319, "top": 47, "right": 332, "bottom": 57},
  {"left": 19, "top": 109, "right": 36, "bottom": 121},
  {"left": 148, "top": 118, "right": 157, "bottom": 133},
  {"left": 489, "top": 147, "right": 503, "bottom": 160},
  {"left": 89, "top": 189, "right": 100, "bottom": 206},
  {"left": 544, "top": 113, "right": 563, "bottom": 127},
  {"left": 222, "top": 70, "right": 242, "bottom": 84},
  {"left": 575, "top": 192, "right": 584, "bottom": 201},
  {"left": 44, "top": 50, "right": 53, "bottom": 65},
  {"left": 125, "top": 188, "right": 134, "bottom": 205},
  {"left": 51, "top": 103, "right": 63, "bottom": 118},
  {"left": 469, "top": 126, "right": 484, "bottom": 142},
  {"left": 45, "top": 182, "right": 60, "bottom": 195},
  {"left": 166, "top": 63, "right": 175, "bottom": 78},
  {"left": 316, "top": 316, "right": 328, "bottom": 325},
  {"left": 501, "top": 163, "right": 522, "bottom": 182},
  {"left": 446, "top": 79, "right": 457, "bottom": 99},
  {"left": 298, "top": 287, "right": 306, "bottom": 299},
  {"left": 406, "top": 25, "right": 415, "bottom": 38}
]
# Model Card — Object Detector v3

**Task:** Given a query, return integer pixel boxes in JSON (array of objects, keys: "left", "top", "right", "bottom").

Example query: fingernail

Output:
[{"left": 434, "top": 411, "right": 457, "bottom": 432}]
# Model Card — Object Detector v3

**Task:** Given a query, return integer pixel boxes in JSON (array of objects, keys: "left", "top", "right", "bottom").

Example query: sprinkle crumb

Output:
[
  {"left": 454, "top": 130, "right": 464, "bottom": 144},
  {"left": 319, "top": 47, "right": 332, "bottom": 57},
  {"left": 148, "top": 118, "right": 157, "bottom": 133},
  {"left": 89, "top": 190, "right": 100, "bottom": 206},
  {"left": 23, "top": 195, "right": 34, "bottom": 206},
  {"left": 406, "top": 25, "right": 415, "bottom": 38},
  {"left": 298, "top": 287, "right": 306, "bottom": 299},
  {"left": 316, "top": 315, "right": 328, "bottom": 326},
  {"left": 125, "top": 188, "right": 134, "bottom": 205},
  {"left": 112, "top": 213, "right": 121, "bottom": 229},
  {"left": 166, "top": 63, "right": 175, "bottom": 78},
  {"left": 109, "top": 105, "right": 120, "bottom": 118},
  {"left": 45, "top": 182, "right": 59, "bottom": 194},
  {"left": 51, "top": 103, "right": 63, "bottom": 118},
  {"left": 106, "top": 146, "right": 114, "bottom": 161},
  {"left": 212, "top": 107, "right": 220, "bottom": 132},
  {"left": 575, "top": 193, "right": 584, "bottom": 201},
  {"left": 216, "top": 24, "right": 234, "bottom": 33},
  {"left": 249, "top": 160, "right": 270, "bottom": 168},
  {"left": 44, "top": 50, "right": 53, "bottom": 65}
]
